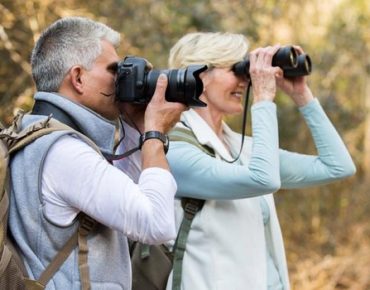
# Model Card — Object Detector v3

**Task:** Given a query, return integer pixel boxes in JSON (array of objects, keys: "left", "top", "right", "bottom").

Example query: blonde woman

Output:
[{"left": 165, "top": 32, "right": 356, "bottom": 290}]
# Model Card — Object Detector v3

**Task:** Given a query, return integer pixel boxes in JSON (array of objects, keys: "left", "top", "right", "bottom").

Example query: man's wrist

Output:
[{"left": 140, "top": 131, "right": 169, "bottom": 153}]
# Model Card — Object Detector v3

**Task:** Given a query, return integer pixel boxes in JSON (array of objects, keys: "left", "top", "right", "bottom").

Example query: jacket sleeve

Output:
[
  {"left": 167, "top": 101, "right": 281, "bottom": 200},
  {"left": 279, "top": 98, "right": 356, "bottom": 188}
]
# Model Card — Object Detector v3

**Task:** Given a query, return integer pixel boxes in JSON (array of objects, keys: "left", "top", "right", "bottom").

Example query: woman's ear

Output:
[
  {"left": 69, "top": 66, "right": 84, "bottom": 94},
  {"left": 200, "top": 70, "right": 211, "bottom": 91}
]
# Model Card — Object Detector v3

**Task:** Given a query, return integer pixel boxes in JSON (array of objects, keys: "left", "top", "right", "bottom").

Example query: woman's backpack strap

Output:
[
  {"left": 168, "top": 126, "right": 214, "bottom": 290},
  {"left": 168, "top": 127, "right": 215, "bottom": 157}
]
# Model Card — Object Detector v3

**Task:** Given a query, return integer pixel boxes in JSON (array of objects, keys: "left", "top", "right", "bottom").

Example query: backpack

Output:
[
  {"left": 0, "top": 111, "right": 98, "bottom": 290},
  {"left": 130, "top": 127, "right": 215, "bottom": 290}
]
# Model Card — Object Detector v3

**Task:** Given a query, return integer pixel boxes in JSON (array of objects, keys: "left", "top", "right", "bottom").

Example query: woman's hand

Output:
[
  {"left": 276, "top": 46, "right": 314, "bottom": 107},
  {"left": 249, "top": 45, "right": 283, "bottom": 104}
]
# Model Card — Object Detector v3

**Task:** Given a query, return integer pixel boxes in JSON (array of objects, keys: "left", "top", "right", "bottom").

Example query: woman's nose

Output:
[{"left": 238, "top": 79, "right": 248, "bottom": 88}]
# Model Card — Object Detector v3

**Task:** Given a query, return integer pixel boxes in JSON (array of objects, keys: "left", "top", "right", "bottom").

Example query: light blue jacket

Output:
[{"left": 166, "top": 99, "right": 355, "bottom": 290}]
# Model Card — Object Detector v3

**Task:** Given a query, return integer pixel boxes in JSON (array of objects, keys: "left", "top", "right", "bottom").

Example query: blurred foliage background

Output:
[{"left": 0, "top": 0, "right": 369, "bottom": 289}]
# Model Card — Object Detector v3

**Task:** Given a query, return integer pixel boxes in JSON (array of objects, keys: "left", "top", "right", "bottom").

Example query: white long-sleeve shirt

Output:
[{"left": 41, "top": 128, "right": 177, "bottom": 244}]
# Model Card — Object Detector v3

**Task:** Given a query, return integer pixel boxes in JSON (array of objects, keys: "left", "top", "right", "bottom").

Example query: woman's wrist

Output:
[{"left": 293, "top": 87, "right": 314, "bottom": 107}]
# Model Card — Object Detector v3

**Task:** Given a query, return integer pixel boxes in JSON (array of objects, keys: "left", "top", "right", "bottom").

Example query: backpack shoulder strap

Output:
[
  {"left": 169, "top": 127, "right": 215, "bottom": 157},
  {"left": 171, "top": 198, "right": 204, "bottom": 290},
  {"left": 131, "top": 198, "right": 205, "bottom": 290},
  {"left": 168, "top": 126, "right": 214, "bottom": 290},
  {"left": 0, "top": 111, "right": 69, "bottom": 153},
  {"left": 131, "top": 126, "right": 211, "bottom": 290},
  {"left": 2, "top": 111, "right": 99, "bottom": 290},
  {"left": 2, "top": 111, "right": 101, "bottom": 156},
  {"left": 23, "top": 214, "right": 97, "bottom": 290}
]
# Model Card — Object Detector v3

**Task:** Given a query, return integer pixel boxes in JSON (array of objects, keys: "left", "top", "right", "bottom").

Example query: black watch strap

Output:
[{"left": 140, "top": 131, "right": 169, "bottom": 153}]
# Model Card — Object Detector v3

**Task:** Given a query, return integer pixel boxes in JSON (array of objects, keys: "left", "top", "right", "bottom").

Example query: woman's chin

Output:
[{"left": 226, "top": 107, "right": 243, "bottom": 116}]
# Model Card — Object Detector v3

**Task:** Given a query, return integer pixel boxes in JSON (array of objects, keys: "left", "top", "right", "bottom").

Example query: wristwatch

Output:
[{"left": 140, "top": 131, "right": 170, "bottom": 154}]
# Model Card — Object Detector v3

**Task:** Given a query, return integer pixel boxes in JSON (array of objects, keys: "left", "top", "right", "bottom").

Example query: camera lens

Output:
[
  {"left": 143, "top": 65, "right": 207, "bottom": 107},
  {"left": 115, "top": 56, "right": 207, "bottom": 107}
]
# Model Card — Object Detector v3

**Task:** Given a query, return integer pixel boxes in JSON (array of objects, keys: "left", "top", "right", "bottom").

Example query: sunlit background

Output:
[{"left": 0, "top": 0, "right": 369, "bottom": 289}]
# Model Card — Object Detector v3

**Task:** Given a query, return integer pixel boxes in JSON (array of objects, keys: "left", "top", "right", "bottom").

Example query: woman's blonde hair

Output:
[{"left": 168, "top": 32, "right": 249, "bottom": 69}]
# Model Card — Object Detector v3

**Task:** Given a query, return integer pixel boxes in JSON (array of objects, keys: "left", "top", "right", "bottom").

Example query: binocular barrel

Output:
[{"left": 232, "top": 46, "right": 312, "bottom": 78}]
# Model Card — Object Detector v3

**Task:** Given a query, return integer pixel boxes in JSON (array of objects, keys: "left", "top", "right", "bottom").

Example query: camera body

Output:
[
  {"left": 115, "top": 56, "right": 207, "bottom": 107},
  {"left": 232, "top": 46, "right": 312, "bottom": 78}
]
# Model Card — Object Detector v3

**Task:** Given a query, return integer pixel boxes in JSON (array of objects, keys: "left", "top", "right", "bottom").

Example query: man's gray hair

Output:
[{"left": 31, "top": 16, "right": 120, "bottom": 92}]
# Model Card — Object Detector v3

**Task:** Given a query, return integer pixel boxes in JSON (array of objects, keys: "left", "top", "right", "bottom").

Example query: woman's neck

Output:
[{"left": 194, "top": 107, "right": 224, "bottom": 140}]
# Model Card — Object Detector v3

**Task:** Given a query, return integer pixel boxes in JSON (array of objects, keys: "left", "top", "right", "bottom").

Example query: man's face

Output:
[{"left": 79, "top": 40, "right": 120, "bottom": 120}]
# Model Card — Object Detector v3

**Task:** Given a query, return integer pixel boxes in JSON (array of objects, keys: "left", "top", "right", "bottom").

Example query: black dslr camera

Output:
[
  {"left": 115, "top": 56, "right": 208, "bottom": 107},
  {"left": 232, "top": 46, "right": 312, "bottom": 78}
]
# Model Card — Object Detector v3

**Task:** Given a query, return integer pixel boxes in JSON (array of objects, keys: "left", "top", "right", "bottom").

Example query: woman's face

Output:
[{"left": 201, "top": 67, "right": 248, "bottom": 116}]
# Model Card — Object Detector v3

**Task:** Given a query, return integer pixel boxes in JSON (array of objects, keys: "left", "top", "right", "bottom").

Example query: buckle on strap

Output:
[
  {"left": 183, "top": 199, "right": 204, "bottom": 219},
  {"left": 79, "top": 214, "right": 97, "bottom": 236}
]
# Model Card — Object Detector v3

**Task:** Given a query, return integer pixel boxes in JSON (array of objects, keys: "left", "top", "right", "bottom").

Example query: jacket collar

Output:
[
  {"left": 180, "top": 109, "right": 252, "bottom": 163},
  {"left": 34, "top": 92, "right": 117, "bottom": 155}
]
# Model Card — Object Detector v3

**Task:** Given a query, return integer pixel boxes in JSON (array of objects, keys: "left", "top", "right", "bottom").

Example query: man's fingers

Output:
[{"left": 151, "top": 74, "right": 168, "bottom": 103}]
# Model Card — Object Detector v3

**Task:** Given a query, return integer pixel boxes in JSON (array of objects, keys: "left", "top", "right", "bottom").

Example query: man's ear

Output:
[{"left": 69, "top": 66, "right": 84, "bottom": 94}]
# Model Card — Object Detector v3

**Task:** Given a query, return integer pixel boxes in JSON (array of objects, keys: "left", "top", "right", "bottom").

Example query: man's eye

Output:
[{"left": 107, "top": 62, "right": 118, "bottom": 73}]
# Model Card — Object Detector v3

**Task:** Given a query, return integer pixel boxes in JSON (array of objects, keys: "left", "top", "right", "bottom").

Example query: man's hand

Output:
[
  {"left": 140, "top": 74, "right": 187, "bottom": 170},
  {"left": 144, "top": 74, "right": 187, "bottom": 133},
  {"left": 117, "top": 73, "right": 187, "bottom": 133}
]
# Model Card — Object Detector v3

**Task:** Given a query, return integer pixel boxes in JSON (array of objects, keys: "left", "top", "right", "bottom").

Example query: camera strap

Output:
[
  {"left": 224, "top": 81, "right": 251, "bottom": 164},
  {"left": 102, "top": 146, "right": 140, "bottom": 161}
]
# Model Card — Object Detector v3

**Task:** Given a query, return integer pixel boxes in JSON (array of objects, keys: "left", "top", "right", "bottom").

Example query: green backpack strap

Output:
[
  {"left": 169, "top": 127, "right": 215, "bottom": 157},
  {"left": 171, "top": 198, "right": 204, "bottom": 290},
  {"left": 169, "top": 126, "right": 215, "bottom": 290}
]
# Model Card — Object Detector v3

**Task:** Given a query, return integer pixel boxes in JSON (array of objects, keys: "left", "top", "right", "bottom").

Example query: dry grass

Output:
[{"left": 289, "top": 224, "right": 370, "bottom": 290}]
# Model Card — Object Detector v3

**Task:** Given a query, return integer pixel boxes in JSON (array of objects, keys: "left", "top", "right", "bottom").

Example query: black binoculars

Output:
[{"left": 232, "top": 46, "right": 312, "bottom": 78}]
